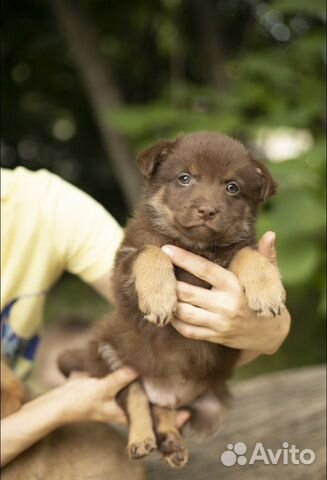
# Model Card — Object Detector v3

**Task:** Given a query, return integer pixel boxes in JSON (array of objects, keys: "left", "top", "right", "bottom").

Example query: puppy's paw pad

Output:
[
  {"left": 127, "top": 438, "right": 157, "bottom": 459},
  {"left": 163, "top": 446, "right": 188, "bottom": 468},
  {"left": 159, "top": 433, "right": 188, "bottom": 468}
]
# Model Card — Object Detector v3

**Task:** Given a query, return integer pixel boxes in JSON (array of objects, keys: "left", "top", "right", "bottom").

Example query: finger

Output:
[
  {"left": 171, "top": 317, "right": 216, "bottom": 341},
  {"left": 176, "top": 301, "right": 220, "bottom": 328},
  {"left": 100, "top": 367, "right": 138, "bottom": 396},
  {"left": 176, "top": 410, "right": 191, "bottom": 430},
  {"left": 177, "top": 281, "right": 232, "bottom": 312},
  {"left": 162, "top": 245, "right": 238, "bottom": 290},
  {"left": 257, "top": 231, "right": 278, "bottom": 266}
]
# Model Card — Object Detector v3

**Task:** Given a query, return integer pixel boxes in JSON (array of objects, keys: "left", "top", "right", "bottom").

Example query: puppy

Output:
[{"left": 59, "top": 132, "right": 286, "bottom": 468}]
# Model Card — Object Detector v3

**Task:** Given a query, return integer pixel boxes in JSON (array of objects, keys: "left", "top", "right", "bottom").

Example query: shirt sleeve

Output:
[{"left": 41, "top": 171, "right": 124, "bottom": 283}]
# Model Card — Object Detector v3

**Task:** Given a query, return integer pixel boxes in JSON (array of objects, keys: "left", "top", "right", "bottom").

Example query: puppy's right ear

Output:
[{"left": 136, "top": 140, "right": 176, "bottom": 179}]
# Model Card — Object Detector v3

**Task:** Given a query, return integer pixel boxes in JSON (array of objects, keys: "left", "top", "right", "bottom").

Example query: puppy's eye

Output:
[
  {"left": 178, "top": 173, "right": 193, "bottom": 185},
  {"left": 226, "top": 182, "right": 239, "bottom": 195}
]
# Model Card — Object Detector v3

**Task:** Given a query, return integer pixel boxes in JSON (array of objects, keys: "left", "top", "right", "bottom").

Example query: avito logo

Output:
[{"left": 220, "top": 441, "right": 315, "bottom": 467}]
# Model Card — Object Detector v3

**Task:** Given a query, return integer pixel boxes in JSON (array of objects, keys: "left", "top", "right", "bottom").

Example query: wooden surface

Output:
[
  {"left": 2, "top": 365, "right": 325, "bottom": 480},
  {"left": 144, "top": 365, "right": 326, "bottom": 480}
]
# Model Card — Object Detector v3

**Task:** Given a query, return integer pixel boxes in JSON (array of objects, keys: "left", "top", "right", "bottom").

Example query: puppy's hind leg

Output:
[
  {"left": 96, "top": 341, "right": 157, "bottom": 460},
  {"left": 122, "top": 382, "right": 157, "bottom": 459},
  {"left": 153, "top": 405, "right": 188, "bottom": 468}
]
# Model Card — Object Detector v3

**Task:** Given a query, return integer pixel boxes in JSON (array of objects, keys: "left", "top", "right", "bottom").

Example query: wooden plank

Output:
[{"left": 145, "top": 365, "right": 326, "bottom": 480}]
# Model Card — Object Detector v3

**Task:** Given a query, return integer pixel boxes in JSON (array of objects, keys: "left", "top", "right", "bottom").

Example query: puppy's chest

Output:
[
  {"left": 175, "top": 268, "right": 211, "bottom": 289},
  {"left": 175, "top": 253, "right": 231, "bottom": 289},
  {"left": 142, "top": 375, "right": 206, "bottom": 408}
]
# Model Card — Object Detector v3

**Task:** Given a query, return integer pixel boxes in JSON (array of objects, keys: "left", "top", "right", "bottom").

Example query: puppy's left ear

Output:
[
  {"left": 136, "top": 139, "right": 177, "bottom": 179},
  {"left": 252, "top": 158, "right": 278, "bottom": 201}
]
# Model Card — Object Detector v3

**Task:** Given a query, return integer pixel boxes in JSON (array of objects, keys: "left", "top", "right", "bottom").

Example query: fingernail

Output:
[
  {"left": 269, "top": 232, "right": 276, "bottom": 248},
  {"left": 265, "top": 231, "right": 275, "bottom": 248},
  {"left": 162, "top": 245, "right": 174, "bottom": 257}
]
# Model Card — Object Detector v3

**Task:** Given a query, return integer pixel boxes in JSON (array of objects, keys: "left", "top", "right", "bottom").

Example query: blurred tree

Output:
[
  {"left": 190, "top": 0, "right": 227, "bottom": 90},
  {"left": 50, "top": 0, "right": 141, "bottom": 208}
]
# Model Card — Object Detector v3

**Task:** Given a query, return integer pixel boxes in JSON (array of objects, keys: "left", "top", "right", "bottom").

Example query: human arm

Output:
[
  {"left": 91, "top": 271, "right": 115, "bottom": 303},
  {"left": 1, "top": 368, "right": 137, "bottom": 467},
  {"left": 161, "top": 231, "right": 291, "bottom": 367}
]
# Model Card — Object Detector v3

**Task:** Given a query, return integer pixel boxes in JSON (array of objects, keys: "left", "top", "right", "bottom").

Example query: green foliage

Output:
[{"left": 272, "top": 0, "right": 326, "bottom": 18}]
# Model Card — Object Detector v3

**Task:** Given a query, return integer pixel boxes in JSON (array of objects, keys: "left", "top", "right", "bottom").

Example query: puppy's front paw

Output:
[
  {"left": 230, "top": 247, "right": 286, "bottom": 317},
  {"left": 138, "top": 285, "right": 177, "bottom": 327},
  {"left": 133, "top": 245, "right": 177, "bottom": 327},
  {"left": 243, "top": 262, "right": 286, "bottom": 317}
]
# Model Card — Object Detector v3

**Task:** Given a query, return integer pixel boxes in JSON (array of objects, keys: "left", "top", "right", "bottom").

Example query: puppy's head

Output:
[{"left": 137, "top": 132, "right": 277, "bottom": 247}]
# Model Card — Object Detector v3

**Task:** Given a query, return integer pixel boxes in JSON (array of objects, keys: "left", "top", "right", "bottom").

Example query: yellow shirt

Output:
[{"left": 1, "top": 167, "right": 123, "bottom": 377}]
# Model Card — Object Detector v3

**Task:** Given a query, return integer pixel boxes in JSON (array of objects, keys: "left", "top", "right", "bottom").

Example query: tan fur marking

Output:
[
  {"left": 229, "top": 247, "right": 286, "bottom": 316},
  {"left": 133, "top": 245, "right": 177, "bottom": 326},
  {"left": 126, "top": 382, "right": 157, "bottom": 459},
  {"left": 153, "top": 405, "right": 188, "bottom": 468}
]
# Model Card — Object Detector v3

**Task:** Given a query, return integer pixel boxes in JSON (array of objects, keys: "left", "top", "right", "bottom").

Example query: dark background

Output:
[{"left": 1, "top": 0, "right": 326, "bottom": 377}]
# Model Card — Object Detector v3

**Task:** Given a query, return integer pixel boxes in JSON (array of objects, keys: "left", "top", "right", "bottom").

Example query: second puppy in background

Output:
[{"left": 59, "top": 132, "right": 286, "bottom": 468}]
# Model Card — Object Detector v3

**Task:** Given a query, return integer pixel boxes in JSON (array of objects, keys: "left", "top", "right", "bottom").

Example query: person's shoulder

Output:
[{"left": 1, "top": 166, "right": 63, "bottom": 199}]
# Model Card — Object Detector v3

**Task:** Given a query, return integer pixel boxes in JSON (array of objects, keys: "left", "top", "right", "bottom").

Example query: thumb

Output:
[
  {"left": 176, "top": 409, "right": 191, "bottom": 430},
  {"left": 100, "top": 367, "right": 138, "bottom": 396},
  {"left": 258, "top": 231, "right": 278, "bottom": 266}
]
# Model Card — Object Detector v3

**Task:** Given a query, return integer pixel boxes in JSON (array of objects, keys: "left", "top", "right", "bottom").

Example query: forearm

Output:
[
  {"left": 1, "top": 369, "right": 138, "bottom": 467},
  {"left": 91, "top": 273, "right": 115, "bottom": 303},
  {"left": 1, "top": 389, "right": 67, "bottom": 467},
  {"left": 90, "top": 248, "right": 140, "bottom": 304}
]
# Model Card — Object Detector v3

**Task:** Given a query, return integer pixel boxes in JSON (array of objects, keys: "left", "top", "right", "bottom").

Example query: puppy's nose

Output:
[{"left": 197, "top": 205, "right": 218, "bottom": 219}]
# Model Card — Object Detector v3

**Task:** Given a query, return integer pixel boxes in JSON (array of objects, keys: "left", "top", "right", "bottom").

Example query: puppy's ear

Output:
[
  {"left": 252, "top": 159, "right": 277, "bottom": 201},
  {"left": 136, "top": 140, "right": 176, "bottom": 179}
]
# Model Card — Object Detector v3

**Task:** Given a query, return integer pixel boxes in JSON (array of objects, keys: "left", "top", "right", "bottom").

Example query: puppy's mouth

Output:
[{"left": 175, "top": 219, "right": 221, "bottom": 240}]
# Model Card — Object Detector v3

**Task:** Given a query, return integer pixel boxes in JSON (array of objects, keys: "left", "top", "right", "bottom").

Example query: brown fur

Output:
[
  {"left": 1, "top": 359, "right": 28, "bottom": 418},
  {"left": 59, "top": 131, "right": 286, "bottom": 467}
]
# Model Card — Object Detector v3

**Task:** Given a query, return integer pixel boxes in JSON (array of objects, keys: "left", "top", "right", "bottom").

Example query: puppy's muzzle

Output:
[{"left": 196, "top": 205, "right": 219, "bottom": 220}]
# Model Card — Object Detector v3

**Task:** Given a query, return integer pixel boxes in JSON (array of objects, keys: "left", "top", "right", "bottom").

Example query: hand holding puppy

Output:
[{"left": 162, "top": 231, "right": 291, "bottom": 357}]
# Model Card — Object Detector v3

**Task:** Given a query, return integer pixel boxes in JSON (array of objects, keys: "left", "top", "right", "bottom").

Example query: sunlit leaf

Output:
[{"left": 277, "top": 239, "right": 322, "bottom": 285}]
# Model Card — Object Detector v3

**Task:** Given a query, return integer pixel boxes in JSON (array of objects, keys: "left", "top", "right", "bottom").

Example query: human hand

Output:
[
  {"left": 162, "top": 231, "right": 290, "bottom": 355},
  {"left": 52, "top": 367, "right": 138, "bottom": 425},
  {"left": 62, "top": 369, "right": 190, "bottom": 430}
]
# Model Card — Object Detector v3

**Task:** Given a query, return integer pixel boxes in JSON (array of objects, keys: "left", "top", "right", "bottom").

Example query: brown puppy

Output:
[{"left": 59, "top": 132, "right": 286, "bottom": 468}]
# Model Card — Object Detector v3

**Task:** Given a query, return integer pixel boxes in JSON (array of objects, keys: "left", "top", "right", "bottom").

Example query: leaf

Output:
[
  {"left": 272, "top": 0, "right": 326, "bottom": 18},
  {"left": 277, "top": 239, "right": 321, "bottom": 285},
  {"left": 257, "top": 189, "right": 326, "bottom": 239}
]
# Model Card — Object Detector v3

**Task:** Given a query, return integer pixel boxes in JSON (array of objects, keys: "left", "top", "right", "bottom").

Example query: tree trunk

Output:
[
  {"left": 49, "top": 0, "right": 141, "bottom": 209},
  {"left": 191, "top": 0, "right": 227, "bottom": 91}
]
